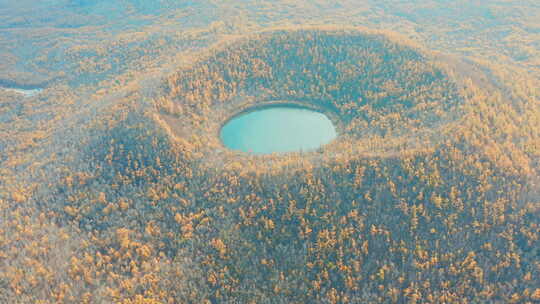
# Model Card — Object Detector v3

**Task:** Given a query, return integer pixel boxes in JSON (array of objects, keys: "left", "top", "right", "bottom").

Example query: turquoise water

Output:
[{"left": 220, "top": 106, "right": 337, "bottom": 154}]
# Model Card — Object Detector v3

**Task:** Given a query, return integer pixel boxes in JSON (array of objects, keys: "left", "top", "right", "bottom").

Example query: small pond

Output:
[
  {"left": 220, "top": 106, "right": 337, "bottom": 154},
  {"left": 1, "top": 87, "right": 42, "bottom": 97}
]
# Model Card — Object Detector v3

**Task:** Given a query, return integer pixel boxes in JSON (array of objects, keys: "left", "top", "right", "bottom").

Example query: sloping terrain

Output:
[{"left": 0, "top": 1, "right": 539, "bottom": 303}]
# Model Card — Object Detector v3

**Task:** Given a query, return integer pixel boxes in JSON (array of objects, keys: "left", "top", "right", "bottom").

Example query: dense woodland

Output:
[
  {"left": 1, "top": 2, "right": 540, "bottom": 304},
  {"left": 156, "top": 29, "right": 462, "bottom": 157}
]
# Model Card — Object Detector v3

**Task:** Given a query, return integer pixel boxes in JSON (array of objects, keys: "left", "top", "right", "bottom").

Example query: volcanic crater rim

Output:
[{"left": 156, "top": 27, "right": 469, "bottom": 170}]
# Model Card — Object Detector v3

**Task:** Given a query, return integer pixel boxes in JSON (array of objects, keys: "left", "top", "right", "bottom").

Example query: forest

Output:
[{"left": 1, "top": 1, "right": 540, "bottom": 303}]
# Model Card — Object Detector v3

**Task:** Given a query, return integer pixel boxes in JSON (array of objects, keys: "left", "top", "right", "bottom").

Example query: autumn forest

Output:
[{"left": 1, "top": 1, "right": 539, "bottom": 303}]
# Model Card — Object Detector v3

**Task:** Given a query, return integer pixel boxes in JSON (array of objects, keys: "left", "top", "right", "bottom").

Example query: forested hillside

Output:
[{"left": 1, "top": 2, "right": 539, "bottom": 303}]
